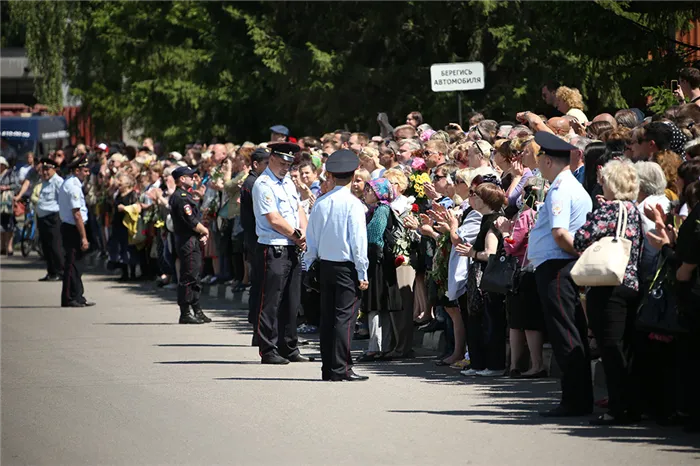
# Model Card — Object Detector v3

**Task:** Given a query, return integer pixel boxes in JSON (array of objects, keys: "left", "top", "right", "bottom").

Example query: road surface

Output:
[{"left": 2, "top": 256, "right": 698, "bottom": 465}]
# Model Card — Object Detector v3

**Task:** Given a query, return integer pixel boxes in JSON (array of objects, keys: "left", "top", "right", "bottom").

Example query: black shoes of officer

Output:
[
  {"left": 192, "top": 305, "right": 212, "bottom": 323},
  {"left": 261, "top": 352, "right": 290, "bottom": 365},
  {"left": 39, "top": 274, "right": 61, "bottom": 282},
  {"left": 62, "top": 301, "right": 85, "bottom": 308},
  {"left": 287, "top": 353, "right": 309, "bottom": 363},
  {"left": 179, "top": 305, "right": 204, "bottom": 324},
  {"left": 325, "top": 370, "right": 369, "bottom": 382}
]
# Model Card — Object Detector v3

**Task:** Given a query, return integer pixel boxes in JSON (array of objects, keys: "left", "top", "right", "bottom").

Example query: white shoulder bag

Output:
[{"left": 570, "top": 200, "right": 631, "bottom": 287}]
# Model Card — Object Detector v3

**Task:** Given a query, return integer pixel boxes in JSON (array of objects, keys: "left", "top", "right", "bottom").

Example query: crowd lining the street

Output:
[{"left": 2, "top": 67, "right": 700, "bottom": 430}]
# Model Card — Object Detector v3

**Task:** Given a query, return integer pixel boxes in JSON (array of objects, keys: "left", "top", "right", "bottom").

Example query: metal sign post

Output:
[{"left": 430, "top": 62, "right": 485, "bottom": 128}]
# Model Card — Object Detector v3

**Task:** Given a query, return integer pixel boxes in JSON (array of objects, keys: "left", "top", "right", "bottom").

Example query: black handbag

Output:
[
  {"left": 303, "top": 260, "right": 321, "bottom": 293},
  {"left": 636, "top": 256, "right": 688, "bottom": 335},
  {"left": 480, "top": 250, "right": 520, "bottom": 295}
]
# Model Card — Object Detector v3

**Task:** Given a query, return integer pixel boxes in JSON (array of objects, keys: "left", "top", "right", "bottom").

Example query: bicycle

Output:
[{"left": 20, "top": 202, "right": 43, "bottom": 258}]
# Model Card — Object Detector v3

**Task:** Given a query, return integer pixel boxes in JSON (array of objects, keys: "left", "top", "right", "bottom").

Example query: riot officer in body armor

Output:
[{"left": 169, "top": 166, "right": 212, "bottom": 324}]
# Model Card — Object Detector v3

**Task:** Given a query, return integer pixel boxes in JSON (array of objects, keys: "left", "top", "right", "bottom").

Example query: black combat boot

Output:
[
  {"left": 179, "top": 305, "right": 203, "bottom": 324},
  {"left": 192, "top": 304, "right": 212, "bottom": 323}
]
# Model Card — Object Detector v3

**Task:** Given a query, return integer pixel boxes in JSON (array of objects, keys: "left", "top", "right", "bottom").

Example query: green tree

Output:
[{"left": 8, "top": 1, "right": 700, "bottom": 148}]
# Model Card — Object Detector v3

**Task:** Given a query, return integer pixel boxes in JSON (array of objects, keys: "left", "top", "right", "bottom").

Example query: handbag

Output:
[
  {"left": 480, "top": 250, "right": 520, "bottom": 294},
  {"left": 636, "top": 255, "right": 688, "bottom": 335},
  {"left": 571, "top": 200, "right": 632, "bottom": 286}
]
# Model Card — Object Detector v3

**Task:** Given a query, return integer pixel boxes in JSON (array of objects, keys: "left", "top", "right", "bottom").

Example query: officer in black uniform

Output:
[
  {"left": 169, "top": 166, "right": 212, "bottom": 324},
  {"left": 252, "top": 142, "right": 308, "bottom": 364},
  {"left": 240, "top": 147, "right": 270, "bottom": 345}
]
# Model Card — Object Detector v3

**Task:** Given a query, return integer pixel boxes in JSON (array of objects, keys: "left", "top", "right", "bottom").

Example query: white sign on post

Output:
[{"left": 430, "top": 62, "right": 485, "bottom": 92}]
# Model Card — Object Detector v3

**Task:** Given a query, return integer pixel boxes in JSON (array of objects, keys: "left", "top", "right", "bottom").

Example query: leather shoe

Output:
[
  {"left": 62, "top": 301, "right": 85, "bottom": 308},
  {"left": 179, "top": 313, "right": 204, "bottom": 324},
  {"left": 261, "top": 352, "right": 290, "bottom": 365},
  {"left": 539, "top": 405, "right": 592, "bottom": 418},
  {"left": 193, "top": 310, "right": 212, "bottom": 323},
  {"left": 39, "top": 274, "right": 60, "bottom": 282},
  {"left": 329, "top": 371, "right": 369, "bottom": 382},
  {"left": 82, "top": 301, "right": 96, "bottom": 307},
  {"left": 286, "top": 353, "right": 309, "bottom": 363}
]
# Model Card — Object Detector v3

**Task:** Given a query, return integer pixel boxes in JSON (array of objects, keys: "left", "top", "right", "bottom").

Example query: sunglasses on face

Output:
[{"left": 433, "top": 174, "right": 447, "bottom": 181}]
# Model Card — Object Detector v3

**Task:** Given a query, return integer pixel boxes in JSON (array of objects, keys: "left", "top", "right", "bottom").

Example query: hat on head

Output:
[
  {"left": 325, "top": 149, "right": 359, "bottom": 175},
  {"left": 268, "top": 142, "right": 300, "bottom": 163},
  {"left": 172, "top": 166, "right": 196, "bottom": 180},
  {"left": 251, "top": 147, "right": 271, "bottom": 164},
  {"left": 40, "top": 157, "right": 58, "bottom": 168},
  {"left": 169, "top": 151, "right": 183, "bottom": 161},
  {"left": 534, "top": 131, "right": 576, "bottom": 159},
  {"left": 97, "top": 143, "right": 108, "bottom": 152},
  {"left": 270, "top": 125, "right": 289, "bottom": 137},
  {"left": 0, "top": 156, "right": 7, "bottom": 167},
  {"left": 67, "top": 155, "right": 89, "bottom": 169}
]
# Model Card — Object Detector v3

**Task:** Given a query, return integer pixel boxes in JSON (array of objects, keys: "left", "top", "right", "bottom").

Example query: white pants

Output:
[{"left": 368, "top": 311, "right": 392, "bottom": 353}]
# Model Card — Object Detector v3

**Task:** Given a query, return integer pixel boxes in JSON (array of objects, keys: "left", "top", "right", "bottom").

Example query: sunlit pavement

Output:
[{"left": 2, "top": 256, "right": 698, "bottom": 465}]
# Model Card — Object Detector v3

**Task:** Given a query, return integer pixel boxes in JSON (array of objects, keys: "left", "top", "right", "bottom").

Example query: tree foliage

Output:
[{"left": 7, "top": 1, "right": 700, "bottom": 149}]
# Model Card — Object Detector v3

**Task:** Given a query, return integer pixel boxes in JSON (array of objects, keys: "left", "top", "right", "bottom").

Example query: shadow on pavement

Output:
[
  {"left": 156, "top": 344, "right": 251, "bottom": 348},
  {"left": 10, "top": 256, "right": 698, "bottom": 455}
]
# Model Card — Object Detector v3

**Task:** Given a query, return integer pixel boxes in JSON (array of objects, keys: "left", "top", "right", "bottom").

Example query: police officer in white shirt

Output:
[
  {"left": 305, "top": 149, "right": 370, "bottom": 381},
  {"left": 527, "top": 132, "right": 593, "bottom": 417},
  {"left": 252, "top": 142, "right": 308, "bottom": 365},
  {"left": 57, "top": 155, "right": 94, "bottom": 307},
  {"left": 36, "top": 158, "right": 64, "bottom": 281}
]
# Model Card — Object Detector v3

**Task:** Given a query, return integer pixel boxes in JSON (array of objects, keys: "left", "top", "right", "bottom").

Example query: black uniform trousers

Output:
[
  {"left": 38, "top": 212, "right": 63, "bottom": 277},
  {"left": 176, "top": 236, "right": 202, "bottom": 308},
  {"left": 255, "top": 244, "right": 301, "bottom": 358},
  {"left": 535, "top": 259, "right": 593, "bottom": 412},
  {"left": 60, "top": 223, "right": 86, "bottom": 305},
  {"left": 319, "top": 260, "right": 362, "bottom": 378},
  {"left": 245, "top": 236, "right": 259, "bottom": 326}
]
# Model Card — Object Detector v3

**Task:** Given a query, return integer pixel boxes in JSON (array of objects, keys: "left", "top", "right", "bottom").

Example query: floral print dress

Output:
[{"left": 573, "top": 200, "right": 643, "bottom": 291}]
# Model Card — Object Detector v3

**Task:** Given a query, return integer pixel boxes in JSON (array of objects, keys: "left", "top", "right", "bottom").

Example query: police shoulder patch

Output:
[
  {"left": 181, "top": 192, "right": 187, "bottom": 196},
  {"left": 184, "top": 204, "right": 192, "bottom": 215},
  {"left": 552, "top": 201, "right": 562, "bottom": 216}
]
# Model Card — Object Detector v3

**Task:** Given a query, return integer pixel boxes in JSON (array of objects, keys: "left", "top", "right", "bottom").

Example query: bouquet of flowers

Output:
[
  {"left": 406, "top": 156, "right": 431, "bottom": 201},
  {"left": 393, "top": 200, "right": 419, "bottom": 267},
  {"left": 427, "top": 232, "right": 451, "bottom": 298}
]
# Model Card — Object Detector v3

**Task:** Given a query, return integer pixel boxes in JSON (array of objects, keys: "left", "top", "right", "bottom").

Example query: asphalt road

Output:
[{"left": 2, "top": 256, "right": 699, "bottom": 465}]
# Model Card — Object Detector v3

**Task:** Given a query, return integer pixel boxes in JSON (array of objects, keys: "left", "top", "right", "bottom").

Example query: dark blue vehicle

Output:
[{"left": 0, "top": 115, "right": 70, "bottom": 166}]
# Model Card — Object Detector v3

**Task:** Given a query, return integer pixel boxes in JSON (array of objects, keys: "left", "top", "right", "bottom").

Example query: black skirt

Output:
[
  {"left": 364, "top": 244, "right": 403, "bottom": 313},
  {"left": 506, "top": 271, "right": 545, "bottom": 331}
]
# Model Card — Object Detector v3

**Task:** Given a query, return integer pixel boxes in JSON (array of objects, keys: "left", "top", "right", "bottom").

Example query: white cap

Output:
[
  {"left": 0, "top": 156, "right": 7, "bottom": 167},
  {"left": 169, "top": 151, "right": 183, "bottom": 161},
  {"left": 97, "top": 143, "right": 108, "bottom": 151}
]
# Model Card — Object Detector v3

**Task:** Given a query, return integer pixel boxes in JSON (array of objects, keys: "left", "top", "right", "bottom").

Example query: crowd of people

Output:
[{"left": 3, "top": 67, "right": 700, "bottom": 430}]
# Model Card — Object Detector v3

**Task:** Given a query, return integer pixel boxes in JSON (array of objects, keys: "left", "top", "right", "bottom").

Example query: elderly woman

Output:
[
  {"left": 109, "top": 173, "right": 139, "bottom": 281},
  {"left": 634, "top": 162, "right": 671, "bottom": 281},
  {"left": 357, "top": 178, "right": 402, "bottom": 362},
  {"left": 574, "top": 159, "right": 643, "bottom": 425},
  {"left": 384, "top": 168, "right": 418, "bottom": 359},
  {"left": 555, "top": 86, "right": 589, "bottom": 124},
  {"left": 0, "top": 156, "right": 20, "bottom": 255},
  {"left": 456, "top": 175, "right": 507, "bottom": 377}
]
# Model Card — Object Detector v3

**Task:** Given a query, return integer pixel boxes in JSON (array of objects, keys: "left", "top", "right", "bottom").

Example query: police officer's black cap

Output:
[
  {"left": 172, "top": 166, "right": 196, "bottom": 179},
  {"left": 66, "top": 154, "right": 89, "bottom": 169},
  {"left": 268, "top": 142, "right": 300, "bottom": 163},
  {"left": 534, "top": 131, "right": 577, "bottom": 159},
  {"left": 39, "top": 157, "right": 58, "bottom": 168},
  {"left": 252, "top": 147, "right": 271, "bottom": 164},
  {"left": 325, "top": 149, "right": 360, "bottom": 175}
]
